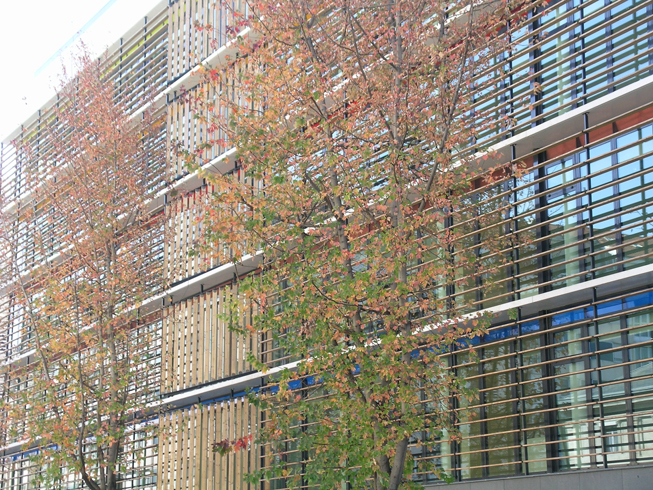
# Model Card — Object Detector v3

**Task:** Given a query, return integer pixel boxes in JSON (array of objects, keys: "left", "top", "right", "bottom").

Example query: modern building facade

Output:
[{"left": 1, "top": 0, "right": 653, "bottom": 488}]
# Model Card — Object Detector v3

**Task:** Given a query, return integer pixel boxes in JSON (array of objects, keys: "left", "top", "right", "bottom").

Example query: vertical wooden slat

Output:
[
  {"left": 235, "top": 397, "right": 243, "bottom": 490},
  {"left": 185, "top": 0, "right": 191, "bottom": 75},
  {"left": 172, "top": 304, "right": 179, "bottom": 393},
  {"left": 229, "top": 399, "right": 236, "bottom": 490},
  {"left": 182, "top": 407, "right": 189, "bottom": 489},
  {"left": 208, "top": 289, "right": 214, "bottom": 381},
  {"left": 190, "top": 192, "right": 197, "bottom": 276},
  {"left": 169, "top": 180, "right": 175, "bottom": 275},
  {"left": 218, "top": 288, "right": 225, "bottom": 380},
  {"left": 176, "top": 303, "right": 183, "bottom": 393},
  {"left": 243, "top": 396, "right": 251, "bottom": 490},
  {"left": 199, "top": 403, "right": 207, "bottom": 490},
  {"left": 158, "top": 413, "right": 166, "bottom": 490},
  {"left": 186, "top": 192, "right": 192, "bottom": 279},
  {"left": 181, "top": 299, "right": 187, "bottom": 390},
  {"left": 165, "top": 412, "right": 172, "bottom": 490},
  {"left": 253, "top": 397, "right": 259, "bottom": 489},
  {"left": 186, "top": 298, "right": 193, "bottom": 389},
  {"left": 187, "top": 193, "right": 192, "bottom": 279},
  {"left": 247, "top": 298, "right": 255, "bottom": 370},
  {"left": 187, "top": 297, "right": 193, "bottom": 390},
  {"left": 177, "top": 301, "right": 185, "bottom": 392},
  {"left": 172, "top": 96, "right": 178, "bottom": 177},
  {"left": 204, "top": 289, "right": 211, "bottom": 383},
  {"left": 167, "top": 307, "right": 174, "bottom": 393},
  {"left": 203, "top": 0, "right": 209, "bottom": 72},
  {"left": 196, "top": 190, "right": 202, "bottom": 272},
  {"left": 187, "top": 96, "right": 193, "bottom": 162},
  {"left": 170, "top": 94, "right": 177, "bottom": 177},
  {"left": 180, "top": 195, "right": 187, "bottom": 281},
  {"left": 174, "top": 0, "right": 179, "bottom": 80},
  {"left": 175, "top": 0, "right": 181, "bottom": 83},
  {"left": 178, "top": 196, "right": 183, "bottom": 281},
  {"left": 185, "top": 406, "right": 192, "bottom": 489},
  {"left": 174, "top": 411, "right": 181, "bottom": 490},
  {"left": 163, "top": 204, "right": 170, "bottom": 283},
  {"left": 166, "top": 0, "right": 172, "bottom": 81},
  {"left": 230, "top": 284, "right": 238, "bottom": 376},
  {"left": 175, "top": 197, "right": 181, "bottom": 281},
  {"left": 189, "top": 296, "right": 196, "bottom": 388},
  {"left": 187, "top": 194, "right": 192, "bottom": 279},
  {"left": 236, "top": 285, "right": 243, "bottom": 375},
  {"left": 199, "top": 291, "right": 206, "bottom": 385},
  {"left": 174, "top": 305, "right": 181, "bottom": 393},
  {"left": 163, "top": 414, "right": 173, "bottom": 490},
  {"left": 251, "top": 300, "right": 258, "bottom": 373},
  {"left": 171, "top": 306, "right": 178, "bottom": 391},
  {"left": 208, "top": 402, "right": 216, "bottom": 490},
  {"left": 162, "top": 309, "right": 169, "bottom": 393},
  {"left": 194, "top": 296, "right": 199, "bottom": 386},
  {"left": 221, "top": 401, "right": 229, "bottom": 490},
  {"left": 224, "top": 284, "right": 231, "bottom": 377},
  {"left": 175, "top": 409, "right": 182, "bottom": 490},
  {"left": 214, "top": 402, "right": 222, "bottom": 490},
  {"left": 172, "top": 96, "right": 178, "bottom": 178},
  {"left": 233, "top": 398, "right": 240, "bottom": 490},
  {"left": 186, "top": 407, "right": 192, "bottom": 489},
  {"left": 214, "top": 287, "right": 220, "bottom": 380},
  {"left": 193, "top": 406, "right": 200, "bottom": 488}
]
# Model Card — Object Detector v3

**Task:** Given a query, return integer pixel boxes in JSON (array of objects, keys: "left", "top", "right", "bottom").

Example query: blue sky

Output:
[{"left": 0, "top": 0, "right": 161, "bottom": 140}]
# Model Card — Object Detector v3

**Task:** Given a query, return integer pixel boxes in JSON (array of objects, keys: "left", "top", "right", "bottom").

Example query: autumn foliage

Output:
[
  {"left": 0, "top": 50, "right": 165, "bottom": 490},
  {"left": 186, "top": 0, "right": 539, "bottom": 488}
]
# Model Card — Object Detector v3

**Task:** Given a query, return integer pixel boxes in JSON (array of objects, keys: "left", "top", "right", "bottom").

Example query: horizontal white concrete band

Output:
[
  {"left": 145, "top": 147, "right": 237, "bottom": 216},
  {"left": 422, "top": 462, "right": 653, "bottom": 490},
  {"left": 140, "top": 250, "right": 263, "bottom": 314},
  {"left": 168, "top": 147, "right": 237, "bottom": 193},
  {"left": 128, "top": 28, "right": 259, "bottom": 120},
  {"left": 486, "top": 74, "right": 653, "bottom": 165},
  {"left": 0, "top": 439, "right": 30, "bottom": 458},
  {"left": 486, "top": 262, "right": 653, "bottom": 322},
  {"left": 156, "top": 359, "right": 300, "bottom": 413},
  {"left": 166, "top": 28, "right": 258, "bottom": 99}
]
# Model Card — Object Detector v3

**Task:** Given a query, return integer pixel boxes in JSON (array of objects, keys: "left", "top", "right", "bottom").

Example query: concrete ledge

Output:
[
  {"left": 485, "top": 74, "right": 653, "bottom": 167},
  {"left": 424, "top": 464, "right": 653, "bottom": 490}
]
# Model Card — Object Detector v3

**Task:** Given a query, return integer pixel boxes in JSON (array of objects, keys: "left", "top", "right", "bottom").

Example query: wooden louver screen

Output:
[
  {"left": 162, "top": 285, "right": 257, "bottom": 394},
  {"left": 158, "top": 397, "right": 258, "bottom": 490}
]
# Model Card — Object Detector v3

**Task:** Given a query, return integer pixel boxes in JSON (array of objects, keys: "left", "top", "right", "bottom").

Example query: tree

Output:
[
  {"left": 0, "top": 49, "right": 165, "bottom": 490},
  {"left": 188, "top": 0, "right": 536, "bottom": 488}
]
